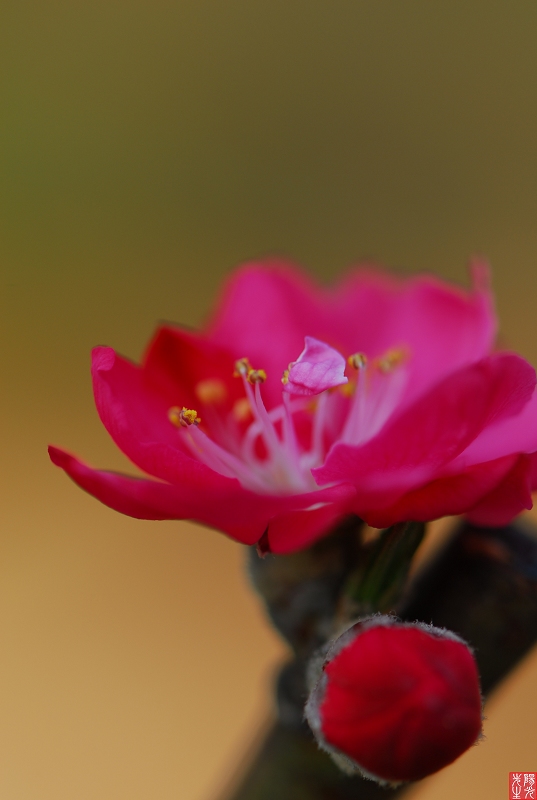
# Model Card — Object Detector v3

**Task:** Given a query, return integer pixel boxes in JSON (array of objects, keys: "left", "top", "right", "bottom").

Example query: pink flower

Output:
[
  {"left": 49, "top": 259, "right": 537, "bottom": 553},
  {"left": 304, "top": 617, "right": 483, "bottom": 784}
]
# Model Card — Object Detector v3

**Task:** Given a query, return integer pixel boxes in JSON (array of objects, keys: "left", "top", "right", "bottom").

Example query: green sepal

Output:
[{"left": 343, "top": 521, "right": 426, "bottom": 616}]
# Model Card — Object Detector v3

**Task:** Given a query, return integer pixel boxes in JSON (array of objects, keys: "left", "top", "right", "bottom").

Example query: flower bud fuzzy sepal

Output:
[{"left": 305, "top": 616, "right": 483, "bottom": 785}]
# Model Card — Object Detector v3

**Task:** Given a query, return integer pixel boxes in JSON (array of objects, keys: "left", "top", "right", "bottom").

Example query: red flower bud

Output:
[{"left": 305, "top": 617, "right": 483, "bottom": 784}]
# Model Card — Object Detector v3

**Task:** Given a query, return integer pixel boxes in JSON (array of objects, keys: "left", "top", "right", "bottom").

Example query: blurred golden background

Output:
[{"left": 2, "top": 1, "right": 537, "bottom": 797}]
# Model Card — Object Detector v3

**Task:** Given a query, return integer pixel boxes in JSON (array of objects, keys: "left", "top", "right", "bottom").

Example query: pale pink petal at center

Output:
[{"left": 283, "top": 336, "right": 348, "bottom": 396}]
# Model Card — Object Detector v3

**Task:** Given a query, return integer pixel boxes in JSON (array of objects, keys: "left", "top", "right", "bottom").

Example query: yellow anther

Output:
[
  {"left": 232, "top": 397, "right": 252, "bottom": 422},
  {"left": 281, "top": 368, "right": 290, "bottom": 386},
  {"left": 168, "top": 406, "right": 201, "bottom": 428},
  {"left": 195, "top": 378, "right": 227, "bottom": 405},
  {"left": 340, "top": 381, "right": 356, "bottom": 397},
  {"left": 247, "top": 368, "right": 267, "bottom": 385},
  {"left": 348, "top": 352, "right": 368, "bottom": 370},
  {"left": 233, "top": 358, "right": 252, "bottom": 378},
  {"left": 234, "top": 358, "right": 266, "bottom": 384},
  {"left": 375, "top": 348, "right": 406, "bottom": 374}
]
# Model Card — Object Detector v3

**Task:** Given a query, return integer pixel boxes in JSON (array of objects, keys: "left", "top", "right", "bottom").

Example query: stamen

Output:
[
  {"left": 340, "top": 381, "right": 355, "bottom": 397},
  {"left": 307, "top": 391, "right": 329, "bottom": 467},
  {"left": 251, "top": 381, "right": 282, "bottom": 457},
  {"left": 168, "top": 406, "right": 201, "bottom": 428},
  {"left": 233, "top": 357, "right": 252, "bottom": 378},
  {"left": 247, "top": 368, "right": 267, "bottom": 385},
  {"left": 232, "top": 397, "right": 252, "bottom": 422},
  {"left": 348, "top": 352, "right": 368, "bottom": 370},
  {"left": 374, "top": 347, "right": 406, "bottom": 373},
  {"left": 195, "top": 378, "right": 227, "bottom": 405},
  {"left": 186, "top": 425, "right": 268, "bottom": 490},
  {"left": 233, "top": 357, "right": 267, "bottom": 384},
  {"left": 282, "top": 392, "right": 302, "bottom": 473},
  {"left": 167, "top": 342, "right": 410, "bottom": 495},
  {"left": 234, "top": 362, "right": 282, "bottom": 463},
  {"left": 234, "top": 358, "right": 313, "bottom": 491},
  {"left": 341, "top": 345, "right": 410, "bottom": 446},
  {"left": 340, "top": 357, "right": 369, "bottom": 445}
]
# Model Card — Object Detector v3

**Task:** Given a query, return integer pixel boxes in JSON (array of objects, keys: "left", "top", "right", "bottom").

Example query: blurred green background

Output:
[{"left": 2, "top": 2, "right": 537, "bottom": 798}]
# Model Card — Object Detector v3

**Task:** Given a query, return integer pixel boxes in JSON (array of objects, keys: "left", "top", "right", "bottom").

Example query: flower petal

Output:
[
  {"left": 465, "top": 454, "right": 533, "bottom": 526},
  {"left": 92, "top": 342, "right": 244, "bottom": 483},
  {"left": 142, "top": 325, "right": 241, "bottom": 414},
  {"left": 92, "top": 346, "right": 199, "bottom": 485},
  {"left": 49, "top": 445, "right": 263, "bottom": 544},
  {"left": 206, "top": 260, "right": 495, "bottom": 409},
  {"left": 325, "top": 259, "right": 496, "bottom": 405},
  {"left": 266, "top": 484, "right": 356, "bottom": 554},
  {"left": 205, "top": 260, "right": 326, "bottom": 406},
  {"left": 451, "top": 388, "right": 537, "bottom": 467},
  {"left": 49, "top": 446, "right": 355, "bottom": 548},
  {"left": 356, "top": 455, "right": 522, "bottom": 529},
  {"left": 314, "top": 353, "right": 536, "bottom": 501},
  {"left": 283, "top": 337, "right": 348, "bottom": 396}
]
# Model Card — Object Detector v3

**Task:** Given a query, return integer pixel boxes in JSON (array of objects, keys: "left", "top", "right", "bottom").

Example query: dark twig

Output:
[{"left": 223, "top": 519, "right": 537, "bottom": 800}]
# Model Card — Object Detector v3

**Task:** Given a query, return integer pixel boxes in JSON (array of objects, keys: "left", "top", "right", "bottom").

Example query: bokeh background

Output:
[{"left": 2, "top": 1, "right": 537, "bottom": 798}]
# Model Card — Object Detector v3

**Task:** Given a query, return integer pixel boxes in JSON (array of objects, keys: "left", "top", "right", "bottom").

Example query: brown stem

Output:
[
  {"left": 247, "top": 516, "right": 364, "bottom": 659},
  {"left": 398, "top": 518, "right": 537, "bottom": 695},
  {"left": 223, "top": 519, "right": 537, "bottom": 800},
  {"left": 224, "top": 722, "right": 406, "bottom": 800}
]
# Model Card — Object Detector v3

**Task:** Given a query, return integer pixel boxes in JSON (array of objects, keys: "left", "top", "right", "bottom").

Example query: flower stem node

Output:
[
  {"left": 168, "top": 406, "right": 201, "bottom": 428},
  {"left": 305, "top": 616, "right": 483, "bottom": 785}
]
